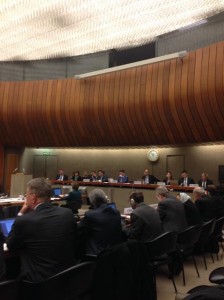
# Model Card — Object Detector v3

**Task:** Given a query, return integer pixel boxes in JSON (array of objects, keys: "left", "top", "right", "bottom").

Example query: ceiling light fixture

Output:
[{"left": 74, "top": 50, "right": 187, "bottom": 79}]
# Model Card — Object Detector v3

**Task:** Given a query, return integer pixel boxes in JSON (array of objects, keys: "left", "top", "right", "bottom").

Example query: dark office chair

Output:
[
  {"left": 2, "top": 206, "right": 22, "bottom": 219},
  {"left": 176, "top": 225, "right": 201, "bottom": 286},
  {"left": 0, "top": 280, "right": 20, "bottom": 300},
  {"left": 210, "top": 216, "right": 224, "bottom": 260},
  {"left": 209, "top": 267, "right": 224, "bottom": 286},
  {"left": 144, "top": 231, "right": 178, "bottom": 300},
  {"left": 194, "top": 219, "right": 216, "bottom": 269},
  {"left": 21, "top": 261, "right": 96, "bottom": 300}
]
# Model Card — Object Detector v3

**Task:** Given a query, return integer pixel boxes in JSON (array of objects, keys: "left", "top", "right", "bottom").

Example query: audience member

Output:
[
  {"left": 71, "top": 171, "right": 82, "bottom": 181},
  {"left": 55, "top": 168, "right": 68, "bottom": 181},
  {"left": 97, "top": 170, "right": 108, "bottom": 182},
  {"left": 6, "top": 178, "right": 76, "bottom": 282},
  {"left": 207, "top": 185, "right": 224, "bottom": 218},
  {"left": 178, "top": 170, "right": 195, "bottom": 186},
  {"left": 156, "top": 186, "right": 187, "bottom": 232},
  {"left": 198, "top": 172, "right": 213, "bottom": 189},
  {"left": 193, "top": 187, "right": 217, "bottom": 221},
  {"left": 117, "top": 169, "right": 129, "bottom": 183},
  {"left": 123, "top": 192, "right": 162, "bottom": 242},
  {"left": 60, "top": 182, "right": 82, "bottom": 214},
  {"left": 176, "top": 192, "right": 202, "bottom": 226},
  {"left": 142, "top": 169, "right": 159, "bottom": 184},
  {"left": 89, "top": 170, "right": 97, "bottom": 182},
  {"left": 78, "top": 189, "right": 123, "bottom": 256},
  {"left": 163, "top": 171, "right": 172, "bottom": 185}
]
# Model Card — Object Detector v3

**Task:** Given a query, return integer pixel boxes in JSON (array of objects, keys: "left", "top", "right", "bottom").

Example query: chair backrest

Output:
[
  {"left": 2, "top": 206, "right": 22, "bottom": 219},
  {"left": 177, "top": 225, "right": 201, "bottom": 248},
  {"left": 21, "top": 261, "right": 96, "bottom": 300},
  {"left": 145, "top": 231, "right": 177, "bottom": 258},
  {"left": 198, "top": 219, "right": 216, "bottom": 243},
  {"left": 0, "top": 280, "right": 20, "bottom": 300},
  {"left": 213, "top": 216, "right": 224, "bottom": 236}
]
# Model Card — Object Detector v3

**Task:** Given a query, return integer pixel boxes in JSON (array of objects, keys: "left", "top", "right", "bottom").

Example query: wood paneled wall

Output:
[{"left": 0, "top": 42, "right": 223, "bottom": 148}]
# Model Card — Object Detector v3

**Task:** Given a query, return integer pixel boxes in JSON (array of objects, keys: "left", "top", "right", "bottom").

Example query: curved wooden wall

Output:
[{"left": 0, "top": 42, "right": 223, "bottom": 147}]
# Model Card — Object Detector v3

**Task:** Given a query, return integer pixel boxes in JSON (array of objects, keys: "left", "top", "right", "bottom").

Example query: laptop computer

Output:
[
  {"left": 0, "top": 219, "right": 15, "bottom": 237},
  {"left": 52, "top": 187, "right": 62, "bottom": 198}
]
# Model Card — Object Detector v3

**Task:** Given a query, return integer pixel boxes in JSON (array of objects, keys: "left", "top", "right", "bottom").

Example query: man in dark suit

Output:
[
  {"left": 78, "top": 189, "right": 123, "bottom": 256},
  {"left": 117, "top": 169, "right": 129, "bottom": 183},
  {"left": 6, "top": 178, "right": 76, "bottom": 282},
  {"left": 156, "top": 186, "right": 187, "bottom": 233},
  {"left": 193, "top": 187, "right": 217, "bottom": 222},
  {"left": 198, "top": 172, "right": 213, "bottom": 189},
  {"left": 177, "top": 192, "right": 202, "bottom": 226},
  {"left": 55, "top": 168, "right": 68, "bottom": 181},
  {"left": 178, "top": 170, "right": 195, "bottom": 186},
  {"left": 97, "top": 170, "right": 108, "bottom": 182},
  {"left": 123, "top": 192, "right": 162, "bottom": 242},
  {"left": 60, "top": 181, "right": 82, "bottom": 214},
  {"left": 142, "top": 169, "right": 159, "bottom": 184}
]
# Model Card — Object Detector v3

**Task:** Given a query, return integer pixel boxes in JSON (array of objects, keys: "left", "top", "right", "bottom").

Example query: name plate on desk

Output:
[
  {"left": 133, "top": 181, "right": 142, "bottom": 184},
  {"left": 157, "top": 182, "right": 166, "bottom": 186},
  {"left": 189, "top": 184, "right": 199, "bottom": 187}
]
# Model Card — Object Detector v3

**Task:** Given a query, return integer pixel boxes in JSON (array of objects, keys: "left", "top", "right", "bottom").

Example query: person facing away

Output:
[
  {"left": 176, "top": 192, "right": 202, "bottom": 226},
  {"left": 198, "top": 172, "right": 213, "bottom": 189},
  {"left": 123, "top": 192, "right": 162, "bottom": 242},
  {"left": 6, "top": 178, "right": 76, "bottom": 282},
  {"left": 71, "top": 170, "right": 82, "bottom": 181},
  {"left": 156, "top": 186, "right": 187, "bottom": 233},
  {"left": 55, "top": 168, "right": 68, "bottom": 181},
  {"left": 163, "top": 171, "right": 173, "bottom": 185},
  {"left": 141, "top": 169, "right": 160, "bottom": 184},
  {"left": 117, "top": 169, "right": 129, "bottom": 183},
  {"left": 78, "top": 189, "right": 123, "bottom": 256},
  {"left": 193, "top": 186, "right": 217, "bottom": 222},
  {"left": 178, "top": 170, "right": 195, "bottom": 186},
  {"left": 60, "top": 181, "right": 82, "bottom": 214}
]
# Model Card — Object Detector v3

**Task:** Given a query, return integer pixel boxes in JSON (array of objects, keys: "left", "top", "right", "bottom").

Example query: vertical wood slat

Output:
[{"left": 0, "top": 42, "right": 223, "bottom": 147}]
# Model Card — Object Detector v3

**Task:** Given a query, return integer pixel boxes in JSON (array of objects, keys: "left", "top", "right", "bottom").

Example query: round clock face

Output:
[{"left": 147, "top": 149, "right": 159, "bottom": 162}]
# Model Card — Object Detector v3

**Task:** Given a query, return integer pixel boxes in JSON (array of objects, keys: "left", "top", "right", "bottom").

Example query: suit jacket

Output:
[
  {"left": 157, "top": 196, "right": 187, "bottom": 233},
  {"left": 117, "top": 175, "right": 129, "bottom": 183},
  {"left": 142, "top": 175, "right": 159, "bottom": 184},
  {"left": 78, "top": 203, "right": 123, "bottom": 256},
  {"left": 71, "top": 175, "right": 82, "bottom": 181},
  {"left": 195, "top": 195, "right": 217, "bottom": 222},
  {"left": 63, "top": 190, "right": 82, "bottom": 213},
  {"left": 97, "top": 175, "right": 108, "bottom": 182},
  {"left": 178, "top": 177, "right": 195, "bottom": 186},
  {"left": 123, "top": 202, "right": 162, "bottom": 242},
  {"left": 6, "top": 202, "right": 76, "bottom": 282},
  {"left": 183, "top": 199, "right": 202, "bottom": 226},
  {"left": 198, "top": 178, "right": 213, "bottom": 188},
  {"left": 55, "top": 174, "right": 68, "bottom": 181}
]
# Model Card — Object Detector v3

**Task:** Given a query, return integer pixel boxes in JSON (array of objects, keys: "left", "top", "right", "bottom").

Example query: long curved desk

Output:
[{"left": 51, "top": 180, "right": 195, "bottom": 212}]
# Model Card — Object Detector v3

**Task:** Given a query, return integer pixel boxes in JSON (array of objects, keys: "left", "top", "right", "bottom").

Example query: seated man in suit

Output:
[
  {"left": 193, "top": 186, "right": 217, "bottom": 222},
  {"left": 156, "top": 186, "right": 187, "bottom": 233},
  {"left": 6, "top": 178, "right": 76, "bottom": 282},
  {"left": 178, "top": 170, "right": 195, "bottom": 186},
  {"left": 55, "top": 168, "right": 68, "bottom": 181},
  {"left": 60, "top": 182, "right": 82, "bottom": 214},
  {"left": 97, "top": 170, "right": 108, "bottom": 182},
  {"left": 117, "top": 169, "right": 129, "bottom": 183},
  {"left": 78, "top": 189, "right": 123, "bottom": 256},
  {"left": 176, "top": 192, "right": 202, "bottom": 226},
  {"left": 198, "top": 172, "right": 213, "bottom": 189},
  {"left": 142, "top": 169, "right": 159, "bottom": 184},
  {"left": 123, "top": 192, "right": 162, "bottom": 242}
]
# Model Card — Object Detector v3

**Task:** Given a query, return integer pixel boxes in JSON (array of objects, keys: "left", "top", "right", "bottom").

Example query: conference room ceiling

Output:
[{"left": 0, "top": 0, "right": 223, "bottom": 62}]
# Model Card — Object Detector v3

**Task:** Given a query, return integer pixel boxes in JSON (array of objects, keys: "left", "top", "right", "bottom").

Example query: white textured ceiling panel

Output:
[{"left": 0, "top": 0, "right": 223, "bottom": 61}]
